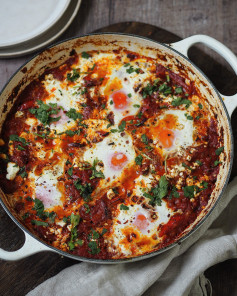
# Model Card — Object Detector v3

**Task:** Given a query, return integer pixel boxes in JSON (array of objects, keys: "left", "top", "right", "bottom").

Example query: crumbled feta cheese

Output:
[{"left": 6, "top": 162, "right": 20, "bottom": 180}]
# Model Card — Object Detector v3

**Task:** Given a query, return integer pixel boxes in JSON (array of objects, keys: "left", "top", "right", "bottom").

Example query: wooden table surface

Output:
[{"left": 0, "top": 1, "right": 237, "bottom": 295}]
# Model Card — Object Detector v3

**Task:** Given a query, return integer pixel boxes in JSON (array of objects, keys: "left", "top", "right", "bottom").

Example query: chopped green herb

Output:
[
  {"left": 195, "top": 160, "right": 203, "bottom": 166},
  {"left": 68, "top": 167, "right": 73, "bottom": 176},
  {"left": 126, "top": 65, "right": 140, "bottom": 74},
  {"left": 182, "top": 162, "right": 192, "bottom": 170},
  {"left": 120, "top": 204, "right": 129, "bottom": 210},
  {"left": 158, "top": 83, "right": 172, "bottom": 95},
  {"left": 166, "top": 74, "right": 170, "bottom": 82},
  {"left": 84, "top": 204, "right": 90, "bottom": 213},
  {"left": 142, "top": 83, "right": 158, "bottom": 98},
  {"left": 175, "top": 87, "right": 183, "bottom": 94},
  {"left": 141, "top": 134, "right": 149, "bottom": 145},
  {"left": 101, "top": 103, "right": 106, "bottom": 109},
  {"left": 135, "top": 155, "right": 143, "bottom": 166},
  {"left": 66, "top": 108, "right": 83, "bottom": 120},
  {"left": 90, "top": 158, "right": 105, "bottom": 179},
  {"left": 31, "top": 220, "right": 48, "bottom": 227},
  {"left": 17, "top": 145, "right": 25, "bottom": 151},
  {"left": 215, "top": 146, "right": 224, "bottom": 155},
  {"left": 110, "top": 100, "right": 113, "bottom": 105},
  {"left": 185, "top": 113, "right": 193, "bottom": 120},
  {"left": 18, "top": 166, "right": 28, "bottom": 178},
  {"left": 101, "top": 228, "right": 108, "bottom": 236},
  {"left": 198, "top": 103, "right": 203, "bottom": 109},
  {"left": 29, "top": 100, "right": 61, "bottom": 126},
  {"left": 169, "top": 186, "right": 180, "bottom": 199},
  {"left": 214, "top": 160, "right": 222, "bottom": 166},
  {"left": 81, "top": 51, "right": 91, "bottom": 59},
  {"left": 118, "top": 120, "right": 126, "bottom": 132},
  {"left": 68, "top": 213, "right": 81, "bottom": 250},
  {"left": 88, "top": 241, "right": 100, "bottom": 254},
  {"left": 133, "top": 104, "right": 140, "bottom": 108},
  {"left": 128, "top": 93, "right": 132, "bottom": 98},
  {"left": 183, "top": 185, "right": 197, "bottom": 198},
  {"left": 74, "top": 179, "right": 93, "bottom": 202},
  {"left": 9, "top": 135, "right": 29, "bottom": 146},
  {"left": 171, "top": 97, "right": 192, "bottom": 108},
  {"left": 143, "top": 176, "right": 168, "bottom": 206},
  {"left": 67, "top": 69, "right": 80, "bottom": 82},
  {"left": 22, "top": 212, "right": 29, "bottom": 220}
]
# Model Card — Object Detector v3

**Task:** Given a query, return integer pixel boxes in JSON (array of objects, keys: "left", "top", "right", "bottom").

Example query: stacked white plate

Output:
[{"left": 0, "top": 0, "right": 81, "bottom": 58}]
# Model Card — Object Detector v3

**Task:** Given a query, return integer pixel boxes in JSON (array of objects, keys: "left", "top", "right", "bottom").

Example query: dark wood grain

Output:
[{"left": 0, "top": 1, "right": 237, "bottom": 295}]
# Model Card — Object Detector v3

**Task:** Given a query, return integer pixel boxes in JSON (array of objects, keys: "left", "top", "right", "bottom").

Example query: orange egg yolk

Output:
[
  {"left": 157, "top": 127, "right": 175, "bottom": 148},
  {"left": 134, "top": 214, "right": 150, "bottom": 231},
  {"left": 112, "top": 91, "right": 128, "bottom": 109},
  {"left": 110, "top": 152, "right": 128, "bottom": 169},
  {"left": 150, "top": 114, "right": 178, "bottom": 149}
]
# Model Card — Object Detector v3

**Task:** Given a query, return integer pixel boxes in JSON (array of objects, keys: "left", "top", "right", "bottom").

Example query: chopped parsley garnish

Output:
[
  {"left": 171, "top": 97, "right": 192, "bottom": 108},
  {"left": 120, "top": 204, "right": 129, "bottom": 210},
  {"left": 166, "top": 74, "right": 170, "bottom": 82},
  {"left": 17, "top": 145, "right": 25, "bottom": 151},
  {"left": 58, "top": 129, "right": 80, "bottom": 137},
  {"left": 195, "top": 160, "right": 203, "bottom": 166},
  {"left": 198, "top": 103, "right": 203, "bottom": 109},
  {"left": 214, "top": 160, "right": 222, "bottom": 166},
  {"left": 68, "top": 213, "right": 82, "bottom": 251},
  {"left": 215, "top": 146, "right": 224, "bottom": 155},
  {"left": 101, "top": 228, "right": 108, "bottom": 236},
  {"left": 88, "top": 241, "right": 100, "bottom": 254},
  {"left": 90, "top": 158, "right": 105, "bottom": 179},
  {"left": 74, "top": 179, "right": 93, "bottom": 202},
  {"left": 32, "top": 198, "right": 45, "bottom": 218},
  {"left": 9, "top": 134, "right": 29, "bottom": 146},
  {"left": 182, "top": 162, "right": 192, "bottom": 170},
  {"left": 183, "top": 185, "right": 197, "bottom": 198},
  {"left": 142, "top": 82, "right": 158, "bottom": 98},
  {"left": 31, "top": 220, "right": 48, "bottom": 227},
  {"left": 184, "top": 113, "right": 193, "bottom": 120},
  {"left": 29, "top": 100, "right": 61, "bottom": 126},
  {"left": 183, "top": 182, "right": 208, "bottom": 198},
  {"left": 158, "top": 83, "right": 172, "bottom": 95},
  {"left": 84, "top": 204, "right": 90, "bottom": 213},
  {"left": 128, "top": 93, "right": 132, "bottom": 98},
  {"left": 101, "top": 103, "right": 106, "bottom": 109},
  {"left": 87, "top": 229, "right": 101, "bottom": 254},
  {"left": 110, "top": 121, "right": 126, "bottom": 133},
  {"left": 126, "top": 65, "right": 140, "bottom": 74},
  {"left": 22, "top": 212, "right": 30, "bottom": 220},
  {"left": 143, "top": 176, "right": 168, "bottom": 206},
  {"left": 67, "top": 167, "right": 73, "bottom": 176},
  {"left": 133, "top": 104, "right": 140, "bottom": 108},
  {"left": 66, "top": 108, "right": 83, "bottom": 120},
  {"left": 67, "top": 69, "right": 80, "bottom": 82},
  {"left": 169, "top": 186, "right": 180, "bottom": 199},
  {"left": 141, "top": 134, "right": 149, "bottom": 145},
  {"left": 175, "top": 87, "right": 183, "bottom": 94},
  {"left": 135, "top": 155, "right": 143, "bottom": 165},
  {"left": 81, "top": 51, "right": 91, "bottom": 59},
  {"left": 110, "top": 100, "right": 113, "bottom": 105},
  {"left": 18, "top": 166, "right": 28, "bottom": 178}
]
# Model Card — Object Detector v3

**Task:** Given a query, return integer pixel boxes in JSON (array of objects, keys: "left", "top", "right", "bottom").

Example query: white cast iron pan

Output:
[{"left": 0, "top": 34, "right": 237, "bottom": 263}]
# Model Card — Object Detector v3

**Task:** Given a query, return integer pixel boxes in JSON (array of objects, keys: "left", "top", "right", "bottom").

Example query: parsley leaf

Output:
[
  {"left": 169, "top": 186, "right": 180, "bottom": 199},
  {"left": 31, "top": 220, "right": 48, "bottom": 227},
  {"left": 215, "top": 146, "right": 224, "bottom": 155},
  {"left": 90, "top": 158, "right": 105, "bottom": 179},
  {"left": 29, "top": 100, "right": 61, "bottom": 126},
  {"left": 171, "top": 97, "right": 192, "bottom": 108},
  {"left": 195, "top": 160, "right": 203, "bottom": 166},
  {"left": 18, "top": 166, "right": 28, "bottom": 178},
  {"left": 67, "top": 69, "right": 80, "bottom": 82},
  {"left": 66, "top": 108, "right": 83, "bottom": 120},
  {"left": 120, "top": 204, "right": 129, "bottom": 210},
  {"left": 143, "top": 176, "right": 168, "bottom": 206},
  {"left": 81, "top": 51, "right": 91, "bottom": 59},
  {"left": 9, "top": 135, "right": 28, "bottom": 146},
  {"left": 214, "top": 160, "right": 222, "bottom": 166},
  {"left": 135, "top": 155, "right": 143, "bottom": 165},
  {"left": 141, "top": 134, "right": 149, "bottom": 145},
  {"left": 184, "top": 113, "right": 193, "bottom": 120},
  {"left": 74, "top": 179, "right": 93, "bottom": 202},
  {"left": 175, "top": 87, "right": 183, "bottom": 94},
  {"left": 88, "top": 241, "right": 100, "bottom": 254}
]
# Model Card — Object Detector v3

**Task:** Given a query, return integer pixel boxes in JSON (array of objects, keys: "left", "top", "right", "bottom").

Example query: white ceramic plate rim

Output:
[
  {"left": 0, "top": 0, "right": 81, "bottom": 58},
  {"left": 0, "top": 0, "right": 71, "bottom": 47}
]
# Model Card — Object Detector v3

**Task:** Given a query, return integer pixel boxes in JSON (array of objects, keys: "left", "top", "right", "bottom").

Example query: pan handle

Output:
[
  {"left": 0, "top": 230, "right": 51, "bottom": 261},
  {"left": 170, "top": 34, "right": 237, "bottom": 116}
]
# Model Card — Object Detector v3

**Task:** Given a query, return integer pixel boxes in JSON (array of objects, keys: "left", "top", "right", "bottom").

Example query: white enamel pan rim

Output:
[{"left": 0, "top": 32, "right": 236, "bottom": 263}]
